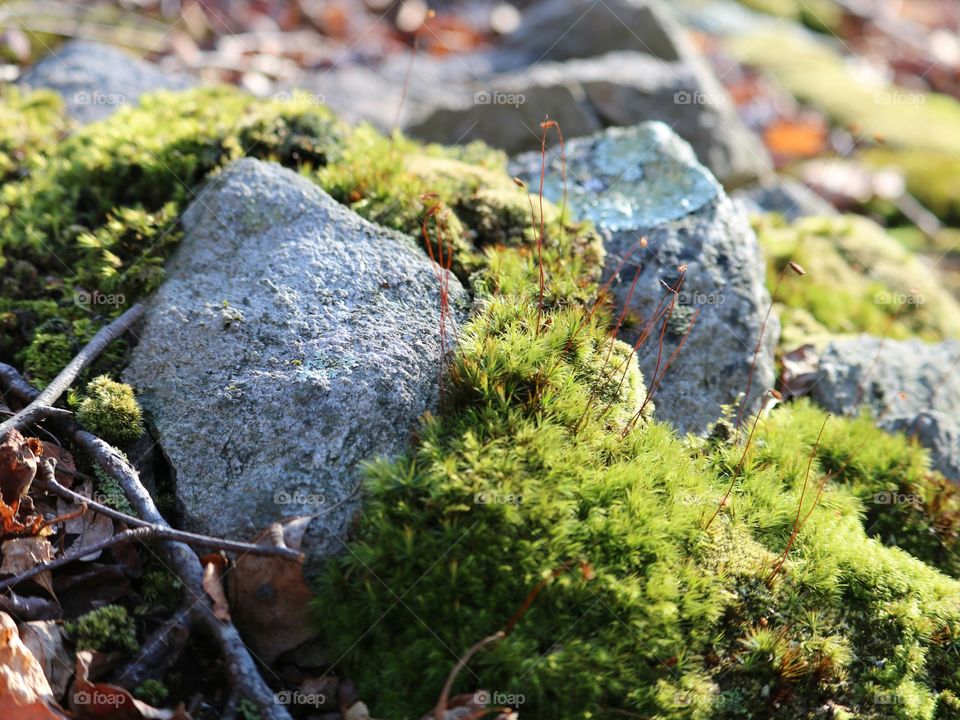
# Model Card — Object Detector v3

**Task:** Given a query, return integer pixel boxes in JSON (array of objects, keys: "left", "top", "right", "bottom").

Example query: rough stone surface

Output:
[
  {"left": 124, "top": 158, "right": 467, "bottom": 553},
  {"left": 19, "top": 40, "right": 191, "bottom": 123},
  {"left": 512, "top": 122, "right": 778, "bottom": 436},
  {"left": 811, "top": 337, "right": 960, "bottom": 480},
  {"left": 501, "top": 0, "right": 684, "bottom": 62},
  {"left": 403, "top": 51, "right": 770, "bottom": 187}
]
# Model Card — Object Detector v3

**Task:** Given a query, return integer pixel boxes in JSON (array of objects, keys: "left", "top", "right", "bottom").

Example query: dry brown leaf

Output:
[
  {"left": 228, "top": 515, "right": 315, "bottom": 664},
  {"left": 762, "top": 117, "right": 827, "bottom": 160},
  {"left": 0, "top": 429, "right": 42, "bottom": 507},
  {"left": 780, "top": 344, "right": 821, "bottom": 400},
  {"left": 71, "top": 650, "right": 191, "bottom": 720},
  {"left": 64, "top": 513, "right": 115, "bottom": 563},
  {"left": 201, "top": 555, "right": 231, "bottom": 622},
  {"left": 0, "top": 611, "right": 68, "bottom": 719},
  {"left": 1, "top": 536, "right": 57, "bottom": 598},
  {"left": 18, "top": 621, "right": 72, "bottom": 701}
]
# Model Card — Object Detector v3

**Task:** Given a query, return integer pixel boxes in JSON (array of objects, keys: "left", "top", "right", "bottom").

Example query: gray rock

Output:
[
  {"left": 124, "top": 158, "right": 467, "bottom": 552},
  {"left": 512, "top": 122, "right": 778, "bottom": 435},
  {"left": 405, "top": 51, "right": 770, "bottom": 188},
  {"left": 19, "top": 40, "right": 191, "bottom": 123},
  {"left": 502, "top": 0, "right": 684, "bottom": 62},
  {"left": 811, "top": 337, "right": 960, "bottom": 480},
  {"left": 734, "top": 178, "right": 837, "bottom": 220}
]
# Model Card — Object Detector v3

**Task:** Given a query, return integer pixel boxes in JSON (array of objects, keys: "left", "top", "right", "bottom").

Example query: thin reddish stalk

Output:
[
  {"left": 768, "top": 417, "right": 831, "bottom": 582},
  {"left": 535, "top": 117, "right": 549, "bottom": 335},
  {"left": 575, "top": 272, "right": 680, "bottom": 433},
  {"left": 704, "top": 389, "right": 777, "bottom": 531},
  {"left": 622, "top": 307, "right": 701, "bottom": 436},
  {"left": 735, "top": 261, "right": 804, "bottom": 441}
]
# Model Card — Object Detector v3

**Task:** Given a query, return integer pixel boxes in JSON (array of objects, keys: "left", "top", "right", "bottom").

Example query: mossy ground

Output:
[
  {"left": 752, "top": 214, "right": 960, "bottom": 349},
  {"left": 4, "top": 86, "right": 960, "bottom": 719}
]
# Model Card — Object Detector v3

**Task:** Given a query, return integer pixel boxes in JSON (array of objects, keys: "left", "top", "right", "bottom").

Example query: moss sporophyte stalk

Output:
[{"left": 6, "top": 85, "right": 960, "bottom": 719}]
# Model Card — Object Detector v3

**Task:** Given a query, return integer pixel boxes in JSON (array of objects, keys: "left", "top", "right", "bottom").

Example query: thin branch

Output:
[
  {"left": 34, "top": 459, "right": 303, "bottom": 561},
  {"left": 0, "top": 304, "right": 144, "bottom": 439},
  {"left": 434, "top": 632, "right": 506, "bottom": 720},
  {"left": 0, "top": 525, "right": 155, "bottom": 591}
]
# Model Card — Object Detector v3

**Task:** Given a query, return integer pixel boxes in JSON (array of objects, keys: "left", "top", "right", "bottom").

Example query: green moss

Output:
[
  {"left": 0, "top": 85, "right": 346, "bottom": 371},
  {"left": 754, "top": 214, "right": 960, "bottom": 349},
  {"left": 863, "top": 148, "right": 960, "bottom": 226},
  {"left": 312, "top": 179, "right": 960, "bottom": 717},
  {"left": 65, "top": 604, "right": 138, "bottom": 654},
  {"left": 75, "top": 375, "right": 144, "bottom": 443},
  {"left": 730, "top": 30, "right": 960, "bottom": 155},
  {"left": 733, "top": 0, "right": 842, "bottom": 33},
  {"left": 134, "top": 679, "right": 169, "bottom": 705},
  {"left": 0, "top": 85, "right": 69, "bottom": 180}
]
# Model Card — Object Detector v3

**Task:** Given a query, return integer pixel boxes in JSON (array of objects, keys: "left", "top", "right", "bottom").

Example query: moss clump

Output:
[
  {"left": 75, "top": 375, "right": 144, "bottom": 443},
  {"left": 0, "top": 85, "right": 69, "bottom": 180},
  {"left": 730, "top": 30, "right": 960, "bottom": 155},
  {"left": 754, "top": 214, "right": 960, "bottom": 349},
  {"left": 65, "top": 604, "right": 138, "bottom": 654},
  {"left": 134, "top": 679, "right": 169, "bottom": 705}
]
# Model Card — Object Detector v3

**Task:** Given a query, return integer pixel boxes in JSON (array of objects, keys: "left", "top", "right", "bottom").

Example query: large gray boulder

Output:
[
  {"left": 124, "top": 158, "right": 467, "bottom": 549},
  {"left": 512, "top": 122, "right": 778, "bottom": 435},
  {"left": 19, "top": 40, "right": 191, "bottom": 123},
  {"left": 811, "top": 337, "right": 960, "bottom": 480}
]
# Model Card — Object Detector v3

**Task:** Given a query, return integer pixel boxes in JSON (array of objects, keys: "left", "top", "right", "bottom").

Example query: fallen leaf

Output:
[
  {"left": 201, "top": 555, "right": 231, "bottom": 622},
  {"left": 1, "top": 537, "right": 56, "bottom": 598},
  {"left": 18, "top": 621, "right": 72, "bottom": 701},
  {"left": 63, "top": 513, "right": 114, "bottom": 563},
  {"left": 763, "top": 117, "right": 827, "bottom": 161},
  {"left": 71, "top": 650, "right": 191, "bottom": 720},
  {"left": 0, "top": 611, "right": 68, "bottom": 718},
  {"left": 0, "top": 429, "right": 42, "bottom": 507},
  {"left": 780, "top": 344, "right": 820, "bottom": 400},
  {"left": 227, "top": 516, "right": 314, "bottom": 664}
]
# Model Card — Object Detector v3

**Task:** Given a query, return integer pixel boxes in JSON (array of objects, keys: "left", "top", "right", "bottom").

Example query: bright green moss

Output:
[
  {"left": 754, "top": 214, "right": 960, "bottom": 349},
  {"left": 75, "top": 375, "right": 144, "bottom": 443},
  {"left": 65, "top": 604, "right": 138, "bottom": 654},
  {"left": 0, "top": 85, "right": 69, "bottom": 180}
]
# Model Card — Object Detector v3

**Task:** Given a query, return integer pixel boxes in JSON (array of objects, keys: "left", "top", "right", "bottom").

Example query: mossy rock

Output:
[{"left": 755, "top": 213, "right": 960, "bottom": 349}]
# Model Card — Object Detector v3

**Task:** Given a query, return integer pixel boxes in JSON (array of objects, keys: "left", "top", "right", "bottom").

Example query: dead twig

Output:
[
  {"left": 0, "top": 304, "right": 144, "bottom": 439},
  {"left": 34, "top": 459, "right": 303, "bottom": 561}
]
